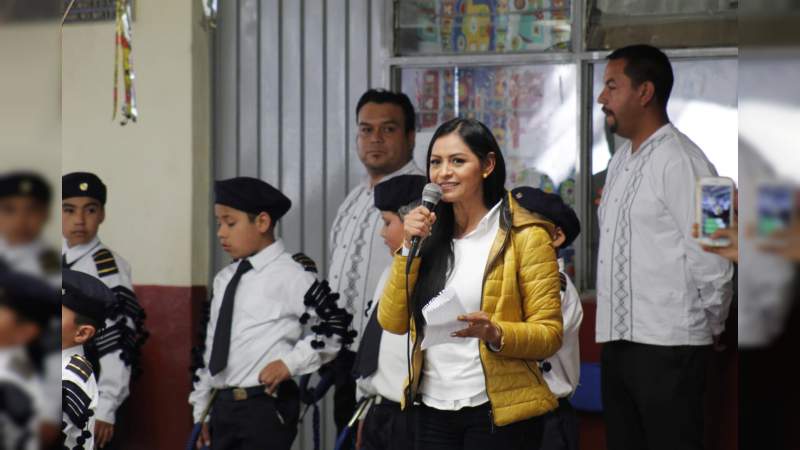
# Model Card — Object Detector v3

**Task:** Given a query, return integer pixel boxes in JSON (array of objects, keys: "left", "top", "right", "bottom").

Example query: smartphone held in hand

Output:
[{"left": 696, "top": 176, "right": 735, "bottom": 247}]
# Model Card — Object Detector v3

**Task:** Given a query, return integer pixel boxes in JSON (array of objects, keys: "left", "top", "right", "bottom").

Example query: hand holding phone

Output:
[{"left": 696, "top": 177, "right": 736, "bottom": 248}]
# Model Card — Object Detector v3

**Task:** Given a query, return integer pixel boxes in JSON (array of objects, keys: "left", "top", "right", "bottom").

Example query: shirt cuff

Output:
[{"left": 95, "top": 397, "right": 117, "bottom": 424}]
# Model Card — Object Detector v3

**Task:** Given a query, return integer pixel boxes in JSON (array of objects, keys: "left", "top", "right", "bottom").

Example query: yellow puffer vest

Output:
[{"left": 377, "top": 192, "right": 563, "bottom": 426}]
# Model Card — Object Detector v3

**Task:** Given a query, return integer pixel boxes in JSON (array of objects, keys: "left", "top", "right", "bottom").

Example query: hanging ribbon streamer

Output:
[
  {"left": 113, "top": 0, "right": 138, "bottom": 125},
  {"left": 201, "top": 0, "right": 218, "bottom": 30}
]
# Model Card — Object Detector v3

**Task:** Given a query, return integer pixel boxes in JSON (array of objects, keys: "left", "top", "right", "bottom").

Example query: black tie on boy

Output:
[{"left": 209, "top": 259, "right": 253, "bottom": 375}]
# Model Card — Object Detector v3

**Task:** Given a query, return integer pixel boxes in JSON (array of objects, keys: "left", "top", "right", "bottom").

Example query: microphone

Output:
[{"left": 406, "top": 183, "right": 443, "bottom": 274}]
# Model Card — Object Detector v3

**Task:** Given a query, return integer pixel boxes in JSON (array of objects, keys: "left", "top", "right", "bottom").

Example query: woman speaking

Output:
[{"left": 377, "top": 117, "right": 563, "bottom": 450}]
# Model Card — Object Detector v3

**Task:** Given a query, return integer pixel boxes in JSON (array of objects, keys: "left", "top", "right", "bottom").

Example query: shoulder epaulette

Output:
[
  {"left": 559, "top": 272, "right": 567, "bottom": 292},
  {"left": 292, "top": 252, "right": 318, "bottom": 274},
  {"left": 62, "top": 380, "right": 93, "bottom": 429},
  {"left": 65, "top": 354, "right": 93, "bottom": 382},
  {"left": 92, "top": 248, "right": 119, "bottom": 278},
  {"left": 38, "top": 248, "right": 61, "bottom": 274}
]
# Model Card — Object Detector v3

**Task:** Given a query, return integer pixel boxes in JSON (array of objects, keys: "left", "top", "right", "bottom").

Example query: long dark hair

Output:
[{"left": 411, "top": 118, "right": 507, "bottom": 330}]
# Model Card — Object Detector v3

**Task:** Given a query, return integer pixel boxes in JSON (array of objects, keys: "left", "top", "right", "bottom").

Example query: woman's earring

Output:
[{"left": 483, "top": 173, "right": 489, "bottom": 179}]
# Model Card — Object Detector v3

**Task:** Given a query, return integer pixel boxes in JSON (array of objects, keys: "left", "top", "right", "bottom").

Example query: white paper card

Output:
[{"left": 420, "top": 287, "right": 468, "bottom": 350}]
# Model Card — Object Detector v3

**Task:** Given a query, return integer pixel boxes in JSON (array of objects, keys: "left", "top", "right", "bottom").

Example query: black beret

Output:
[
  {"left": 0, "top": 172, "right": 52, "bottom": 205},
  {"left": 62, "top": 269, "right": 115, "bottom": 325},
  {"left": 511, "top": 186, "right": 581, "bottom": 248},
  {"left": 62, "top": 172, "right": 107, "bottom": 205},
  {"left": 214, "top": 177, "right": 291, "bottom": 221},
  {"left": 0, "top": 270, "right": 59, "bottom": 327},
  {"left": 374, "top": 175, "right": 428, "bottom": 213}
]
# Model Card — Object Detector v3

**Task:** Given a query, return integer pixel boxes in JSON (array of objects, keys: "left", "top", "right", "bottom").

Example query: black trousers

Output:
[
  {"left": 361, "top": 400, "right": 415, "bottom": 450},
  {"left": 415, "top": 402, "right": 543, "bottom": 450},
  {"left": 333, "top": 350, "right": 357, "bottom": 449},
  {"left": 601, "top": 341, "right": 709, "bottom": 450},
  {"left": 209, "top": 382, "right": 300, "bottom": 450},
  {"left": 540, "top": 398, "right": 579, "bottom": 450}
]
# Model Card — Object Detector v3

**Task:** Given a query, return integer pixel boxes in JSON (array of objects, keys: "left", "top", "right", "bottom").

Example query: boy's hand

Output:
[
  {"left": 258, "top": 360, "right": 290, "bottom": 395},
  {"left": 197, "top": 422, "right": 211, "bottom": 449},
  {"left": 95, "top": 420, "right": 114, "bottom": 448}
]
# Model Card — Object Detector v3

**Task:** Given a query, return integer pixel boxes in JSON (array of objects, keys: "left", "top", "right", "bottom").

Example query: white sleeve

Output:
[
  {"left": 560, "top": 277, "right": 584, "bottom": 393},
  {"left": 661, "top": 155, "right": 734, "bottom": 336},
  {"left": 95, "top": 259, "right": 135, "bottom": 423},
  {"left": 282, "top": 271, "right": 342, "bottom": 376},
  {"left": 188, "top": 280, "right": 219, "bottom": 423}
]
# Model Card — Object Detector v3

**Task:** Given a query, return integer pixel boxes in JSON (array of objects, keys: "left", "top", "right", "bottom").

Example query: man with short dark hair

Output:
[
  {"left": 595, "top": 44, "right": 734, "bottom": 450},
  {"left": 327, "top": 89, "right": 423, "bottom": 443}
]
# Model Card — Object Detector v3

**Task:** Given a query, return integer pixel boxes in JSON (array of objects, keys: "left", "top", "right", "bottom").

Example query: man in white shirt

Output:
[
  {"left": 190, "top": 177, "right": 340, "bottom": 450},
  {"left": 327, "top": 90, "right": 423, "bottom": 440},
  {"left": 595, "top": 45, "right": 734, "bottom": 450}
]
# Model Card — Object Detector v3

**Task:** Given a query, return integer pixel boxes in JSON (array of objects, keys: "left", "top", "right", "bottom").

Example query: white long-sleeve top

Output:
[
  {"left": 356, "top": 266, "right": 409, "bottom": 403},
  {"left": 542, "top": 262, "right": 583, "bottom": 399},
  {"left": 189, "top": 239, "right": 340, "bottom": 423},
  {"left": 62, "top": 237, "right": 136, "bottom": 424},
  {"left": 328, "top": 160, "right": 423, "bottom": 352},
  {"left": 596, "top": 123, "right": 734, "bottom": 345},
  {"left": 419, "top": 201, "right": 502, "bottom": 410}
]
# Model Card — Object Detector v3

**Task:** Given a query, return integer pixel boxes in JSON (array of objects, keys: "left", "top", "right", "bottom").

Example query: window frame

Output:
[{"left": 385, "top": 0, "right": 738, "bottom": 293}]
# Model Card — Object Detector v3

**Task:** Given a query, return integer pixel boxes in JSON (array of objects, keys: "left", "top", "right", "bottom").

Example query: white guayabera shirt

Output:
[{"left": 596, "top": 123, "right": 734, "bottom": 346}]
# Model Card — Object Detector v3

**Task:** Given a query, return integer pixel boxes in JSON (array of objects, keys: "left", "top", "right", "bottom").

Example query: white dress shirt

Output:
[
  {"left": 62, "top": 345, "right": 98, "bottom": 450},
  {"left": 419, "top": 201, "right": 501, "bottom": 411},
  {"left": 356, "top": 266, "right": 409, "bottom": 403},
  {"left": 596, "top": 123, "right": 734, "bottom": 345},
  {"left": 0, "top": 237, "right": 60, "bottom": 284},
  {"left": 542, "top": 262, "right": 583, "bottom": 399},
  {"left": 62, "top": 237, "right": 136, "bottom": 424},
  {"left": 189, "top": 239, "right": 340, "bottom": 422},
  {"left": 328, "top": 160, "right": 423, "bottom": 352},
  {"left": 0, "top": 347, "right": 43, "bottom": 450}
]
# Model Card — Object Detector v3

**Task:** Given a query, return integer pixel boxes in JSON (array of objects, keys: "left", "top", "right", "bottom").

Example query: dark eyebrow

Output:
[{"left": 359, "top": 119, "right": 400, "bottom": 127}]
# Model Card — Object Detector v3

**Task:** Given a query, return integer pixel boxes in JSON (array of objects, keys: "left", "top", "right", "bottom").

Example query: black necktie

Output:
[
  {"left": 209, "top": 259, "right": 253, "bottom": 375},
  {"left": 353, "top": 306, "right": 383, "bottom": 379}
]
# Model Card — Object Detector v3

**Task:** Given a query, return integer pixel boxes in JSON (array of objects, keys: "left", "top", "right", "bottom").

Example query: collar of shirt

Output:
[
  {"left": 62, "top": 345, "right": 85, "bottom": 366},
  {"left": 459, "top": 200, "right": 502, "bottom": 240},
  {"left": 0, "top": 237, "right": 45, "bottom": 261},
  {"left": 363, "top": 159, "right": 423, "bottom": 190},
  {"left": 625, "top": 123, "right": 674, "bottom": 159},
  {"left": 247, "top": 238, "right": 286, "bottom": 273},
  {"left": 62, "top": 236, "right": 102, "bottom": 265}
]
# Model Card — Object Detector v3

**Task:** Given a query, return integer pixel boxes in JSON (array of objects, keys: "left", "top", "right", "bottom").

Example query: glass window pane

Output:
[
  {"left": 588, "top": 58, "right": 738, "bottom": 290},
  {"left": 399, "top": 63, "right": 579, "bottom": 277},
  {"left": 586, "top": 0, "right": 737, "bottom": 50},
  {"left": 395, "top": 0, "right": 572, "bottom": 56}
]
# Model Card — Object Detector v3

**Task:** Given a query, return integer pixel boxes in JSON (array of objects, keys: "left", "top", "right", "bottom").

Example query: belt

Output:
[
  {"left": 216, "top": 385, "right": 274, "bottom": 402},
  {"left": 372, "top": 395, "right": 400, "bottom": 409}
]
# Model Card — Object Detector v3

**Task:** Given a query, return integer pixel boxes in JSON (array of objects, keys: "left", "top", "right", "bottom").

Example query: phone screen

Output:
[
  {"left": 757, "top": 184, "right": 793, "bottom": 237},
  {"left": 701, "top": 184, "right": 733, "bottom": 238}
]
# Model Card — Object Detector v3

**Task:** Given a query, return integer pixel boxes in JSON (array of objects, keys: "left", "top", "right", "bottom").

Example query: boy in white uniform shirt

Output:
[
  {"left": 189, "top": 177, "right": 339, "bottom": 450},
  {"left": 511, "top": 186, "right": 583, "bottom": 450},
  {"left": 61, "top": 172, "right": 148, "bottom": 448},
  {"left": 352, "top": 174, "right": 427, "bottom": 450},
  {"left": 0, "top": 270, "right": 59, "bottom": 450},
  {"left": 62, "top": 269, "right": 117, "bottom": 450}
]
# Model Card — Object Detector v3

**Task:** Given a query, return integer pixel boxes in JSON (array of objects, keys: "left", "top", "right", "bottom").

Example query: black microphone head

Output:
[{"left": 421, "top": 183, "right": 443, "bottom": 208}]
